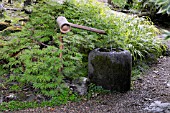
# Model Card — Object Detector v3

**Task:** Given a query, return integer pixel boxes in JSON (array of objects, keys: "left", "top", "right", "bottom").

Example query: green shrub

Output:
[
  {"left": 149, "top": 0, "right": 170, "bottom": 14},
  {"left": 151, "top": 0, "right": 170, "bottom": 15},
  {"left": 0, "top": 0, "right": 164, "bottom": 105},
  {"left": 111, "top": 0, "right": 127, "bottom": 8},
  {"left": 162, "top": 29, "right": 170, "bottom": 40},
  {"left": 134, "top": 0, "right": 170, "bottom": 15}
]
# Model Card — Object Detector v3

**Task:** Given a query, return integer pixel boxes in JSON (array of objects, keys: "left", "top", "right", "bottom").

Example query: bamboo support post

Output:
[{"left": 58, "top": 35, "right": 63, "bottom": 72}]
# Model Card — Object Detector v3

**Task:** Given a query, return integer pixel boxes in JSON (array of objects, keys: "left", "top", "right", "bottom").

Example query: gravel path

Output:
[{"left": 12, "top": 56, "right": 170, "bottom": 113}]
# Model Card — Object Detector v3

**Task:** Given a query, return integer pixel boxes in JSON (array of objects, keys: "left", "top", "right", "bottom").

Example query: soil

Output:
[{"left": 10, "top": 55, "right": 169, "bottom": 113}]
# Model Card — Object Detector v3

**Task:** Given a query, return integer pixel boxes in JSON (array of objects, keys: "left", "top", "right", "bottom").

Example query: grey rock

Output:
[
  {"left": 6, "top": 93, "right": 16, "bottom": 99},
  {"left": 24, "top": 6, "right": 32, "bottom": 14},
  {"left": 24, "top": 0, "right": 31, "bottom": 6},
  {"left": 167, "top": 81, "right": 170, "bottom": 87},
  {"left": 145, "top": 101, "right": 170, "bottom": 113},
  {"left": 5, "top": 93, "right": 17, "bottom": 102},
  {"left": 153, "top": 107, "right": 164, "bottom": 112},
  {"left": 69, "top": 77, "right": 89, "bottom": 95},
  {"left": 160, "top": 103, "right": 170, "bottom": 108},
  {"left": 36, "top": 94, "right": 45, "bottom": 103},
  {"left": 16, "top": 92, "right": 27, "bottom": 101},
  {"left": 26, "top": 94, "right": 36, "bottom": 102}
]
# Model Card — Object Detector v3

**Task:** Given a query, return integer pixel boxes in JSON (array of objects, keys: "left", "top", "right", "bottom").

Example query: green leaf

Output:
[
  {"left": 156, "top": 0, "right": 168, "bottom": 6},
  {"left": 157, "top": 5, "right": 169, "bottom": 14},
  {"left": 167, "top": 5, "right": 170, "bottom": 14}
]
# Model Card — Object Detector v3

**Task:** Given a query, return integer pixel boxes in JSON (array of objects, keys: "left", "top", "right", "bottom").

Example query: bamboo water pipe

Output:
[{"left": 56, "top": 16, "right": 106, "bottom": 34}]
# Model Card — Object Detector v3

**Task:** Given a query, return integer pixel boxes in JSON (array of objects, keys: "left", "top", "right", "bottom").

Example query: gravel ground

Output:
[{"left": 10, "top": 56, "right": 170, "bottom": 113}]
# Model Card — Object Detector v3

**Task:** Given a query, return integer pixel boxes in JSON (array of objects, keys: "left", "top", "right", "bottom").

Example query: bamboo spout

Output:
[
  {"left": 56, "top": 16, "right": 71, "bottom": 34},
  {"left": 56, "top": 16, "right": 106, "bottom": 34}
]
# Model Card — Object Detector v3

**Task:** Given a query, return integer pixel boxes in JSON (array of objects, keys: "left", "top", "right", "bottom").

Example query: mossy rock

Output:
[
  {"left": 88, "top": 48, "right": 132, "bottom": 92},
  {"left": 3, "top": 26, "right": 22, "bottom": 32}
]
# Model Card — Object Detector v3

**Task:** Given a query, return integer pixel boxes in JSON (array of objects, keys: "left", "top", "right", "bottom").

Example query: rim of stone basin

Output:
[{"left": 96, "top": 48, "right": 124, "bottom": 52}]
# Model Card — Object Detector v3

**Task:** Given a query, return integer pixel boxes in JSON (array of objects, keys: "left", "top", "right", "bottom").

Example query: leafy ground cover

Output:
[
  {"left": 0, "top": 0, "right": 167, "bottom": 111},
  {"left": 15, "top": 56, "right": 170, "bottom": 113}
]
